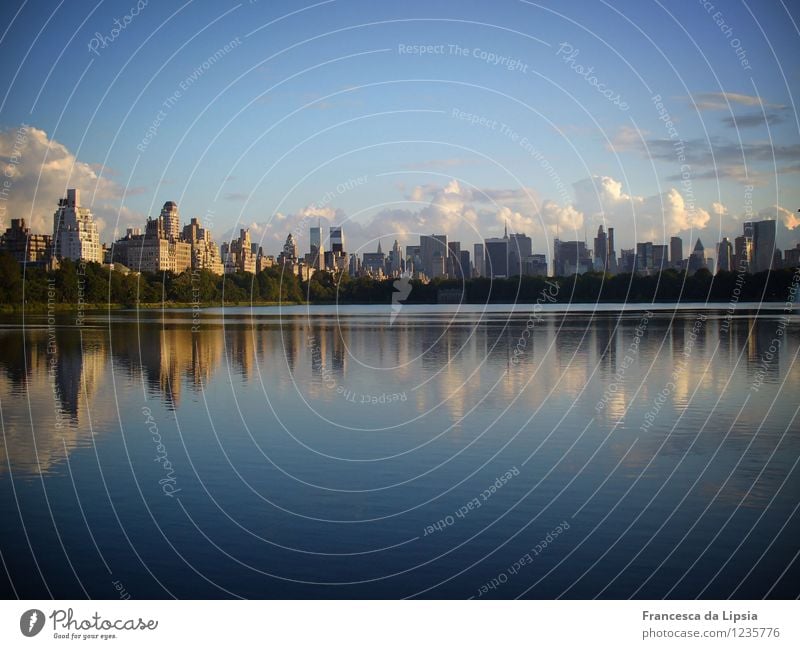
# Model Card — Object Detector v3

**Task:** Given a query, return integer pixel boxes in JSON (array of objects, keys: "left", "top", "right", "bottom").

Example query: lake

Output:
[{"left": 1, "top": 304, "right": 798, "bottom": 598}]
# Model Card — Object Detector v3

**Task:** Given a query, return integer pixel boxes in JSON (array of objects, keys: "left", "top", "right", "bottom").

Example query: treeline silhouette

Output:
[{"left": 0, "top": 252, "right": 796, "bottom": 307}]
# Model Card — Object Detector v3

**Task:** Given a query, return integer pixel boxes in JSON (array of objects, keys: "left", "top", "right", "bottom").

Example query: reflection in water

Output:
[{"left": 0, "top": 308, "right": 798, "bottom": 598}]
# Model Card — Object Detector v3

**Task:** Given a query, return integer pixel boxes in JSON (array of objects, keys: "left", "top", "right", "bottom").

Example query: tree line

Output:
[{"left": 0, "top": 252, "right": 797, "bottom": 308}]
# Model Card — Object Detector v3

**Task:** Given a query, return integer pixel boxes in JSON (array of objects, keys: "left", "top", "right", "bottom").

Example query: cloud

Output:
[
  {"left": 761, "top": 205, "right": 800, "bottom": 231},
  {"left": 0, "top": 125, "right": 144, "bottom": 238},
  {"left": 721, "top": 111, "right": 786, "bottom": 128},
  {"left": 693, "top": 92, "right": 786, "bottom": 111},
  {"left": 223, "top": 191, "right": 249, "bottom": 201}
]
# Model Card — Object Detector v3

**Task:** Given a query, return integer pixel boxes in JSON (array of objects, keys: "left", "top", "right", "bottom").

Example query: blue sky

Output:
[{"left": 0, "top": 0, "right": 798, "bottom": 259}]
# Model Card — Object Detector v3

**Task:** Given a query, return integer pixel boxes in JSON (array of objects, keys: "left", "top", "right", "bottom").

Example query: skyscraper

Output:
[
  {"left": 52, "top": 188, "right": 103, "bottom": 263},
  {"left": 484, "top": 237, "right": 509, "bottom": 278},
  {"left": 473, "top": 243, "right": 484, "bottom": 277},
  {"left": 670, "top": 236, "right": 683, "bottom": 268},
  {"left": 330, "top": 226, "right": 344, "bottom": 255},
  {"left": 420, "top": 234, "right": 448, "bottom": 278},
  {"left": 593, "top": 225, "right": 608, "bottom": 271},
  {"left": 717, "top": 237, "right": 733, "bottom": 273},
  {"left": 751, "top": 219, "right": 776, "bottom": 273},
  {"left": 688, "top": 238, "right": 707, "bottom": 274},
  {"left": 309, "top": 224, "right": 325, "bottom": 270},
  {"left": 554, "top": 239, "right": 591, "bottom": 276},
  {"left": 508, "top": 232, "right": 532, "bottom": 276},
  {"left": 160, "top": 201, "right": 181, "bottom": 242}
]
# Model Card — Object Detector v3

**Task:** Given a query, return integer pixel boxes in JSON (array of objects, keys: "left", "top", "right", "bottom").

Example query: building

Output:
[
  {"left": 508, "top": 233, "right": 532, "bottom": 277},
  {"left": 113, "top": 216, "right": 191, "bottom": 273},
  {"left": 484, "top": 237, "right": 509, "bottom": 278},
  {"left": 0, "top": 218, "right": 52, "bottom": 265},
  {"left": 619, "top": 248, "right": 635, "bottom": 274},
  {"left": 362, "top": 241, "right": 386, "bottom": 276},
  {"left": 388, "top": 240, "right": 403, "bottom": 276},
  {"left": 458, "top": 250, "right": 471, "bottom": 279},
  {"left": 182, "top": 218, "right": 223, "bottom": 275},
  {"left": 653, "top": 245, "right": 668, "bottom": 272},
  {"left": 522, "top": 254, "right": 548, "bottom": 276},
  {"left": 52, "top": 188, "right": 103, "bottom": 263},
  {"left": 223, "top": 229, "right": 256, "bottom": 274},
  {"left": 309, "top": 224, "right": 325, "bottom": 270},
  {"left": 734, "top": 235, "right": 752, "bottom": 272},
  {"left": 687, "top": 238, "right": 708, "bottom": 274},
  {"left": 635, "top": 242, "right": 654, "bottom": 274},
  {"left": 553, "top": 239, "right": 591, "bottom": 276},
  {"left": 751, "top": 219, "right": 776, "bottom": 273},
  {"left": 473, "top": 243, "right": 484, "bottom": 277},
  {"left": 717, "top": 238, "right": 733, "bottom": 273},
  {"left": 593, "top": 225, "right": 608, "bottom": 272},
  {"left": 420, "top": 234, "right": 448, "bottom": 278},
  {"left": 670, "top": 236, "right": 683, "bottom": 269},
  {"left": 784, "top": 244, "right": 800, "bottom": 268},
  {"left": 329, "top": 226, "right": 344, "bottom": 255},
  {"left": 160, "top": 201, "right": 181, "bottom": 241},
  {"left": 447, "top": 241, "right": 462, "bottom": 278}
]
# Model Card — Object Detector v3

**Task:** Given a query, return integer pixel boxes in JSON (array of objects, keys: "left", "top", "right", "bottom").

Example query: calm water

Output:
[{"left": 1, "top": 304, "right": 798, "bottom": 599}]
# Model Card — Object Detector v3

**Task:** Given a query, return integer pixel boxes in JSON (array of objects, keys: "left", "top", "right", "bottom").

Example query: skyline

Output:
[{"left": 0, "top": 1, "right": 798, "bottom": 259}]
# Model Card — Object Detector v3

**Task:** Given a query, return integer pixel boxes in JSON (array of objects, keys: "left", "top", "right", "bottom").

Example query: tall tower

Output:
[
  {"left": 52, "top": 188, "right": 103, "bottom": 263},
  {"left": 160, "top": 201, "right": 181, "bottom": 241}
]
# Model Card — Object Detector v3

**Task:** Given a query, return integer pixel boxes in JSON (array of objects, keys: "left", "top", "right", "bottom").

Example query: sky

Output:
[{"left": 0, "top": 0, "right": 798, "bottom": 262}]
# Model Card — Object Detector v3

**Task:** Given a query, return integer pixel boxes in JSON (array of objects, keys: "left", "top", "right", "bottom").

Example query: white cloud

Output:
[{"left": 0, "top": 125, "right": 143, "bottom": 239}]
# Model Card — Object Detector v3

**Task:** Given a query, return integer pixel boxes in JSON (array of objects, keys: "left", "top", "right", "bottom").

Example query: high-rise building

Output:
[
  {"left": 484, "top": 237, "right": 509, "bottom": 278},
  {"left": 473, "top": 243, "right": 484, "bottom": 277},
  {"left": 309, "top": 224, "right": 325, "bottom": 270},
  {"left": 160, "top": 201, "right": 181, "bottom": 242},
  {"left": 717, "top": 237, "right": 733, "bottom": 273},
  {"left": 0, "top": 218, "right": 52, "bottom": 265},
  {"left": 733, "top": 235, "right": 752, "bottom": 271},
  {"left": 459, "top": 250, "right": 471, "bottom": 279},
  {"left": 619, "top": 248, "right": 635, "bottom": 274},
  {"left": 182, "top": 218, "right": 223, "bottom": 275},
  {"left": 687, "top": 238, "right": 708, "bottom": 274},
  {"left": 389, "top": 240, "right": 403, "bottom": 275},
  {"left": 593, "top": 225, "right": 608, "bottom": 271},
  {"left": 751, "top": 219, "right": 776, "bottom": 273},
  {"left": 553, "top": 239, "right": 591, "bottom": 276},
  {"left": 52, "top": 188, "right": 103, "bottom": 263},
  {"left": 223, "top": 229, "right": 256, "bottom": 273},
  {"left": 330, "top": 226, "right": 344, "bottom": 255},
  {"left": 784, "top": 244, "right": 800, "bottom": 268},
  {"left": 635, "top": 242, "right": 654, "bottom": 274},
  {"left": 113, "top": 215, "right": 191, "bottom": 273},
  {"left": 420, "top": 234, "right": 448, "bottom": 278},
  {"left": 508, "top": 232, "right": 532, "bottom": 276},
  {"left": 522, "top": 254, "right": 548, "bottom": 276},
  {"left": 653, "top": 244, "right": 668, "bottom": 271},
  {"left": 670, "top": 236, "right": 683, "bottom": 268},
  {"left": 607, "top": 227, "right": 617, "bottom": 272},
  {"left": 362, "top": 241, "right": 386, "bottom": 275},
  {"left": 447, "top": 241, "right": 462, "bottom": 278}
]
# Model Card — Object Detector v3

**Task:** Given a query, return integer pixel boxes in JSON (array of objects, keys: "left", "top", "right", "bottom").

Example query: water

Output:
[{"left": 1, "top": 304, "right": 798, "bottom": 599}]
